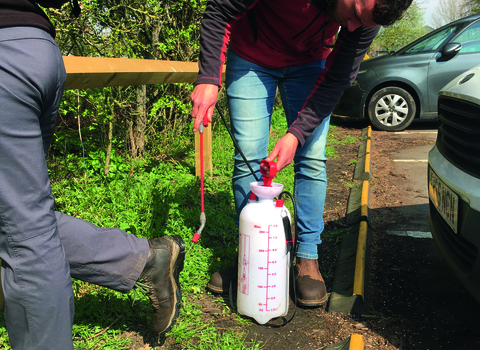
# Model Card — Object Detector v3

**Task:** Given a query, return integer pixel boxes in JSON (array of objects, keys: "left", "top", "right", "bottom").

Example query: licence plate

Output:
[{"left": 429, "top": 167, "right": 458, "bottom": 233}]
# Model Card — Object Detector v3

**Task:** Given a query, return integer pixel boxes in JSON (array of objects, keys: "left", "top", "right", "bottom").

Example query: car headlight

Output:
[{"left": 351, "top": 68, "right": 370, "bottom": 86}]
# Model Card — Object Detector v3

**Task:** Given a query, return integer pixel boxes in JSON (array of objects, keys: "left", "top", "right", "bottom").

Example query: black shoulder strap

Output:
[
  {"left": 71, "top": 0, "right": 80, "bottom": 17},
  {"left": 31, "top": 0, "right": 81, "bottom": 17},
  {"left": 248, "top": 8, "right": 258, "bottom": 43},
  {"left": 309, "top": 0, "right": 329, "bottom": 11}
]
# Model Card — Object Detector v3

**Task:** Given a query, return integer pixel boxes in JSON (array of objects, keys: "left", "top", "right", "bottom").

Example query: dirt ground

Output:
[{"left": 129, "top": 116, "right": 438, "bottom": 350}]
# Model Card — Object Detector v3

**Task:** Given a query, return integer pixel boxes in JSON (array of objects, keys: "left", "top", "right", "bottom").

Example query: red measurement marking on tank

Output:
[
  {"left": 264, "top": 225, "right": 281, "bottom": 311},
  {"left": 254, "top": 225, "right": 261, "bottom": 229}
]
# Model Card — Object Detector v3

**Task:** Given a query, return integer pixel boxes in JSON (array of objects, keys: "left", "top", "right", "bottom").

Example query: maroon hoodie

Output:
[{"left": 196, "top": 0, "right": 380, "bottom": 146}]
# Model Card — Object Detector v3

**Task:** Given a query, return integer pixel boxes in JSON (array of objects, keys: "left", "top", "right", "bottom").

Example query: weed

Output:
[
  {"left": 321, "top": 227, "right": 351, "bottom": 245},
  {"left": 340, "top": 179, "right": 359, "bottom": 189}
]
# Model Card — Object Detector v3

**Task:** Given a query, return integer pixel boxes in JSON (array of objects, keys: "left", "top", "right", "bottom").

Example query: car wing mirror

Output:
[{"left": 437, "top": 42, "right": 462, "bottom": 62}]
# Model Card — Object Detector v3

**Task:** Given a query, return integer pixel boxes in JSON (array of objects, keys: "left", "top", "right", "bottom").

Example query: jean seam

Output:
[
  {"left": 296, "top": 252, "right": 318, "bottom": 259},
  {"left": 280, "top": 81, "right": 293, "bottom": 126}
]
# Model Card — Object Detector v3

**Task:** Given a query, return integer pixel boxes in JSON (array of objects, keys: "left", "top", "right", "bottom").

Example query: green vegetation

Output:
[{"left": 371, "top": 1, "right": 429, "bottom": 53}]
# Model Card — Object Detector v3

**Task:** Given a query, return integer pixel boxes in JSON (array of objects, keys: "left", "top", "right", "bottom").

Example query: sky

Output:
[{"left": 415, "top": 0, "right": 438, "bottom": 27}]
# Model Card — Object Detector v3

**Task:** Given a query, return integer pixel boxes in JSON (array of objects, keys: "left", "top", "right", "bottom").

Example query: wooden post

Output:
[{"left": 195, "top": 125, "right": 213, "bottom": 177}]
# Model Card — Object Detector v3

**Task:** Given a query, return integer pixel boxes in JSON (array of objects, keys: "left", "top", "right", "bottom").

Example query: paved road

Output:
[{"left": 369, "top": 122, "right": 480, "bottom": 349}]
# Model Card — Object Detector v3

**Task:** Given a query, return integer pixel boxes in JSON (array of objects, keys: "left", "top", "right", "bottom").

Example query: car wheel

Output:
[{"left": 368, "top": 87, "right": 416, "bottom": 132}]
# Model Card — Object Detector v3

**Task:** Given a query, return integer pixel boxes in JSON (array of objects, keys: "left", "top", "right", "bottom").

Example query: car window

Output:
[
  {"left": 455, "top": 20, "right": 480, "bottom": 53},
  {"left": 403, "top": 25, "right": 459, "bottom": 54}
]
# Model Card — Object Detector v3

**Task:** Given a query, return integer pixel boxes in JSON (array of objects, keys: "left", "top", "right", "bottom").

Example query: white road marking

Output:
[
  {"left": 386, "top": 230, "right": 432, "bottom": 238},
  {"left": 394, "top": 131, "right": 438, "bottom": 134},
  {"left": 393, "top": 159, "right": 428, "bottom": 162}
]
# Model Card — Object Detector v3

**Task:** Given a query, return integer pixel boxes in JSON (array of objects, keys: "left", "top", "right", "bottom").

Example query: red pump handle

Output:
[{"left": 260, "top": 160, "right": 277, "bottom": 187}]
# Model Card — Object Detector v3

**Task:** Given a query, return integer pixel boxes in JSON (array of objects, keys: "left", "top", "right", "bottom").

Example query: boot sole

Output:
[
  {"left": 162, "top": 235, "right": 185, "bottom": 333},
  {"left": 296, "top": 292, "right": 329, "bottom": 307},
  {"left": 206, "top": 283, "right": 228, "bottom": 294}
]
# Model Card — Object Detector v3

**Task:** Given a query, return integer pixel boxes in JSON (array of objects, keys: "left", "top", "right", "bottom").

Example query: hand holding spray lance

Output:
[{"left": 191, "top": 106, "right": 260, "bottom": 245}]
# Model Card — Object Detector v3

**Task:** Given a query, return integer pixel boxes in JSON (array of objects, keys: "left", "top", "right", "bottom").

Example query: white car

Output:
[{"left": 428, "top": 65, "right": 480, "bottom": 303}]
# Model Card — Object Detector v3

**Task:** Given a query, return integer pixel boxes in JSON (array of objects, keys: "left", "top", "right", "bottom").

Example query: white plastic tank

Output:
[{"left": 237, "top": 181, "right": 291, "bottom": 324}]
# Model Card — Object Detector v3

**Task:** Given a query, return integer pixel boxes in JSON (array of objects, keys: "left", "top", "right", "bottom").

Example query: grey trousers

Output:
[{"left": 0, "top": 27, "right": 149, "bottom": 349}]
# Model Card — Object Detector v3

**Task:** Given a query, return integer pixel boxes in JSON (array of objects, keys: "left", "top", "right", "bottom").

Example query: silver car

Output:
[
  {"left": 334, "top": 14, "right": 480, "bottom": 131},
  {"left": 428, "top": 64, "right": 480, "bottom": 303}
]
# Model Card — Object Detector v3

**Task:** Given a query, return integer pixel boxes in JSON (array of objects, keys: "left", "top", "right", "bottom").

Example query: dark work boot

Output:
[
  {"left": 206, "top": 257, "right": 237, "bottom": 294},
  {"left": 295, "top": 257, "right": 328, "bottom": 307},
  {"left": 136, "top": 235, "right": 185, "bottom": 333}
]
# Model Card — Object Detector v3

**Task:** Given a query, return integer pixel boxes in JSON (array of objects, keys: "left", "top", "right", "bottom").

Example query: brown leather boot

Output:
[
  {"left": 295, "top": 257, "right": 328, "bottom": 306},
  {"left": 206, "top": 256, "right": 237, "bottom": 294},
  {"left": 136, "top": 235, "right": 185, "bottom": 333}
]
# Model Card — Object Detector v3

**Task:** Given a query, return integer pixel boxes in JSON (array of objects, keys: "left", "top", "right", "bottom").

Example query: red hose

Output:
[
  {"left": 200, "top": 131, "right": 205, "bottom": 213},
  {"left": 192, "top": 114, "right": 208, "bottom": 243}
]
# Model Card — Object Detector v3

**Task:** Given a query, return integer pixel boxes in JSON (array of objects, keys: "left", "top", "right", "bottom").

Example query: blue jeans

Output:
[{"left": 226, "top": 48, "right": 330, "bottom": 260}]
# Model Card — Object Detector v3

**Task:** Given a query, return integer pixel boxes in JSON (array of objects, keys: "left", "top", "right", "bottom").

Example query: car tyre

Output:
[{"left": 368, "top": 87, "right": 416, "bottom": 132}]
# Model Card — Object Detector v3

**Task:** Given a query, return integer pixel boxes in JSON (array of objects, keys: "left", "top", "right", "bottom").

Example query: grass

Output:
[{"left": 0, "top": 103, "right": 360, "bottom": 349}]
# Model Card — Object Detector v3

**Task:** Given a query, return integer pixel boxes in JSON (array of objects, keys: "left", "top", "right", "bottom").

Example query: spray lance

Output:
[
  {"left": 191, "top": 114, "right": 209, "bottom": 245},
  {"left": 190, "top": 105, "right": 261, "bottom": 245}
]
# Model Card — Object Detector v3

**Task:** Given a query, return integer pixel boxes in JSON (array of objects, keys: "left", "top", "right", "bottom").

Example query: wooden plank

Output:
[{"left": 63, "top": 56, "right": 199, "bottom": 90}]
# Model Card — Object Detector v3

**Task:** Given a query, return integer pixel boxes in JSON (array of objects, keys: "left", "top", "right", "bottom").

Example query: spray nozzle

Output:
[
  {"left": 260, "top": 160, "right": 277, "bottom": 187},
  {"left": 198, "top": 113, "right": 209, "bottom": 134}
]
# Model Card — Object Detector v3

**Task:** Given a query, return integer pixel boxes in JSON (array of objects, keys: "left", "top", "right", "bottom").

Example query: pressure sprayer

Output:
[
  {"left": 237, "top": 160, "right": 296, "bottom": 325},
  {"left": 191, "top": 106, "right": 298, "bottom": 326}
]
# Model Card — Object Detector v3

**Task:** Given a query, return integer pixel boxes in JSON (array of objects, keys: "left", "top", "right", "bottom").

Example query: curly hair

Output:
[{"left": 373, "top": 0, "right": 413, "bottom": 26}]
